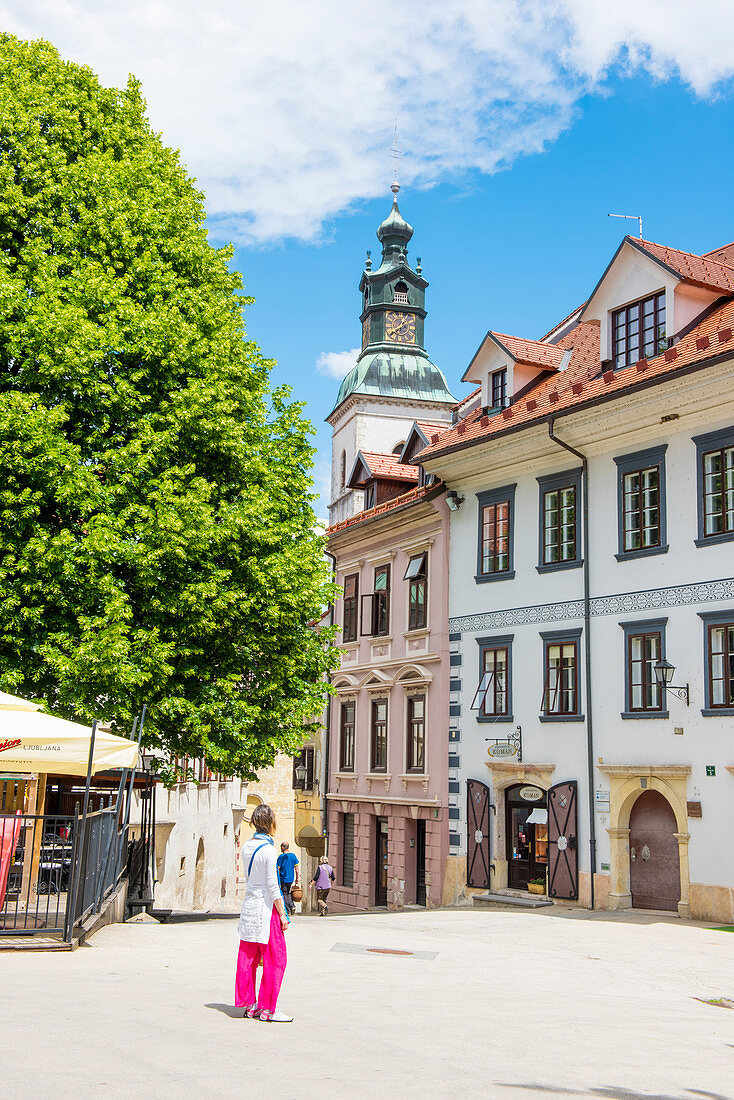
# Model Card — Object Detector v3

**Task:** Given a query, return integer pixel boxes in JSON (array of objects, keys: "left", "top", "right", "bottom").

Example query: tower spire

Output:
[{"left": 389, "top": 120, "right": 403, "bottom": 199}]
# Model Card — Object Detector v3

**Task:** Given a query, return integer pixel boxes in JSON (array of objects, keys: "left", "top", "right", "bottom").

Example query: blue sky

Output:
[
  {"left": 234, "top": 72, "right": 734, "bottom": 512},
  {"left": 8, "top": 1, "right": 734, "bottom": 514}
]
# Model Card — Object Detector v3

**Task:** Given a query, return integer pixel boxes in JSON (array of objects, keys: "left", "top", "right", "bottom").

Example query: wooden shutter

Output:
[
  {"left": 305, "top": 747, "right": 315, "bottom": 790},
  {"left": 547, "top": 780, "right": 578, "bottom": 899},
  {"left": 292, "top": 750, "right": 306, "bottom": 790},
  {"left": 466, "top": 778, "right": 491, "bottom": 889}
]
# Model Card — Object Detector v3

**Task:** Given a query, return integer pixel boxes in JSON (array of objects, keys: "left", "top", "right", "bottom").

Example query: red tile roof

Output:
[
  {"left": 326, "top": 483, "right": 437, "bottom": 535},
  {"left": 630, "top": 238, "right": 734, "bottom": 294},
  {"left": 417, "top": 301, "right": 734, "bottom": 462},
  {"left": 358, "top": 451, "right": 420, "bottom": 481},
  {"left": 455, "top": 386, "right": 482, "bottom": 410},
  {"left": 540, "top": 302, "right": 587, "bottom": 342},
  {"left": 413, "top": 419, "right": 449, "bottom": 437},
  {"left": 703, "top": 242, "right": 734, "bottom": 267},
  {"left": 489, "top": 332, "right": 567, "bottom": 370}
]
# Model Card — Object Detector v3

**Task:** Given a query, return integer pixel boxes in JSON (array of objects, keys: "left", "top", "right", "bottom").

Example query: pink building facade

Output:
[{"left": 326, "top": 485, "right": 451, "bottom": 909}]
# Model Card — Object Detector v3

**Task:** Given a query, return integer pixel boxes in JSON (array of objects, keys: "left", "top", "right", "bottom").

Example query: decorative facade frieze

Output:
[{"left": 449, "top": 576, "right": 734, "bottom": 633}]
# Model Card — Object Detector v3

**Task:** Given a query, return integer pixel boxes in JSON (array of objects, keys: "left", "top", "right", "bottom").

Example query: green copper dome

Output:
[
  {"left": 332, "top": 350, "right": 456, "bottom": 411},
  {"left": 377, "top": 184, "right": 414, "bottom": 246}
]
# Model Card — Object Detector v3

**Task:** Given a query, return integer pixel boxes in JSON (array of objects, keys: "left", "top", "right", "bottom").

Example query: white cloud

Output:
[
  {"left": 3, "top": 2, "right": 734, "bottom": 243},
  {"left": 316, "top": 349, "right": 360, "bottom": 381}
]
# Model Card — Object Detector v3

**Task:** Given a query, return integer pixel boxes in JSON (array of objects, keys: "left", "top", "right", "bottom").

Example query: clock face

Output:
[
  {"left": 362, "top": 316, "right": 370, "bottom": 348},
  {"left": 385, "top": 310, "right": 416, "bottom": 344}
]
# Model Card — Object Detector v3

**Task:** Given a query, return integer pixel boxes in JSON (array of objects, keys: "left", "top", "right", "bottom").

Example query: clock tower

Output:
[
  {"left": 358, "top": 181, "right": 428, "bottom": 354},
  {"left": 327, "top": 185, "right": 456, "bottom": 525}
]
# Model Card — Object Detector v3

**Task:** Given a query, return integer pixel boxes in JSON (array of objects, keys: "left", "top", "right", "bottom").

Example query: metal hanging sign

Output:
[
  {"left": 485, "top": 725, "right": 522, "bottom": 762},
  {"left": 487, "top": 742, "right": 518, "bottom": 759}
]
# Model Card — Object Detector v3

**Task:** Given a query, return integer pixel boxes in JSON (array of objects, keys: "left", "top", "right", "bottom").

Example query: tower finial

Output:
[{"left": 389, "top": 119, "right": 403, "bottom": 200}]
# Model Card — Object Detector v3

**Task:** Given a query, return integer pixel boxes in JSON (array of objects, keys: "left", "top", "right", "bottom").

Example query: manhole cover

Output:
[{"left": 367, "top": 948, "right": 414, "bottom": 956}]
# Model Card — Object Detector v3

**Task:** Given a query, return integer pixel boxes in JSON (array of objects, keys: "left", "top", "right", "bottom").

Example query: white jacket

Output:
[{"left": 237, "top": 835, "right": 281, "bottom": 944}]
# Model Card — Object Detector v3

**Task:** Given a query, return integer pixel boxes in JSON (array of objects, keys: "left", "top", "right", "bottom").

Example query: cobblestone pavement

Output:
[{"left": 2, "top": 905, "right": 734, "bottom": 1099}]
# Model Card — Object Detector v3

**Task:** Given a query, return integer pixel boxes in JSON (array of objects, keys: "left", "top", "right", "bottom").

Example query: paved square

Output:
[{"left": 2, "top": 906, "right": 733, "bottom": 1098}]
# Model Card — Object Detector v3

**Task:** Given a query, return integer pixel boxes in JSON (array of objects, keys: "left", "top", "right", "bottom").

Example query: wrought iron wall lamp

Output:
[{"left": 653, "top": 659, "right": 689, "bottom": 706}]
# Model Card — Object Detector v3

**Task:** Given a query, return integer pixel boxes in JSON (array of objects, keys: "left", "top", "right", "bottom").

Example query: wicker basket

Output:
[{"left": 290, "top": 886, "right": 303, "bottom": 903}]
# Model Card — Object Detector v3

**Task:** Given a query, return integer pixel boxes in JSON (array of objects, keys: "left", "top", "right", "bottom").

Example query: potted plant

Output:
[{"left": 527, "top": 876, "right": 546, "bottom": 895}]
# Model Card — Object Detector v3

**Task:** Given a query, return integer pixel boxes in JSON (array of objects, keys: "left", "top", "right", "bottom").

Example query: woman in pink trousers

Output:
[{"left": 235, "top": 804, "right": 292, "bottom": 1023}]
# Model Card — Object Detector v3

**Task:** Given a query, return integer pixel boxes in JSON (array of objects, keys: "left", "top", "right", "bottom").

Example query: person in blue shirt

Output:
[{"left": 276, "top": 842, "right": 300, "bottom": 915}]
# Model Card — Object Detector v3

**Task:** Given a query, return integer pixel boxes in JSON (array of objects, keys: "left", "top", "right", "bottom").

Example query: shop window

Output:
[
  {"left": 475, "top": 484, "right": 516, "bottom": 583},
  {"left": 620, "top": 618, "right": 668, "bottom": 719},
  {"left": 537, "top": 468, "right": 582, "bottom": 572},
  {"left": 540, "top": 629, "right": 583, "bottom": 721},
  {"left": 343, "top": 573, "right": 359, "bottom": 642},
  {"left": 699, "top": 610, "right": 734, "bottom": 715},
  {"left": 404, "top": 552, "right": 427, "bottom": 630},
  {"left": 339, "top": 700, "right": 355, "bottom": 771},
  {"left": 406, "top": 694, "right": 425, "bottom": 773},
  {"left": 693, "top": 426, "right": 734, "bottom": 547},
  {"left": 370, "top": 698, "right": 388, "bottom": 772},
  {"left": 614, "top": 445, "right": 668, "bottom": 560}
]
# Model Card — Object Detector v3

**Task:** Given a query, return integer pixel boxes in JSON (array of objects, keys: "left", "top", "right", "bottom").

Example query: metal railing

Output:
[
  {"left": 1, "top": 813, "right": 77, "bottom": 936},
  {"left": 1, "top": 806, "right": 129, "bottom": 942}
]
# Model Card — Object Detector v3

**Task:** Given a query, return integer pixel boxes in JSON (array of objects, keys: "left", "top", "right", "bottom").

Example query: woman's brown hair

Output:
[{"left": 250, "top": 804, "right": 276, "bottom": 834}]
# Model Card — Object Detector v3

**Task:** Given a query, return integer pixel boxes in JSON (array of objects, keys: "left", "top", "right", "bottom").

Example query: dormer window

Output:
[
  {"left": 612, "top": 291, "right": 666, "bottom": 368},
  {"left": 491, "top": 369, "right": 508, "bottom": 409},
  {"left": 393, "top": 281, "right": 409, "bottom": 304}
]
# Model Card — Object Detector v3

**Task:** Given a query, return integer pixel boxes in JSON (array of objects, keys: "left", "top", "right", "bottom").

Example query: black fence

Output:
[{"left": 0, "top": 806, "right": 130, "bottom": 941}]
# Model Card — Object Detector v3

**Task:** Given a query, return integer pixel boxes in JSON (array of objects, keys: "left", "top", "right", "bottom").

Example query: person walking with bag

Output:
[
  {"left": 235, "top": 804, "right": 292, "bottom": 1023},
  {"left": 276, "top": 842, "right": 300, "bottom": 916},
  {"left": 312, "top": 854, "right": 335, "bottom": 916}
]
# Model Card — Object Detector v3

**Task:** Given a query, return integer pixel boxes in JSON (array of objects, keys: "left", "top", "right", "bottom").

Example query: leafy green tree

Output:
[{"left": 0, "top": 34, "right": 337, "bottom": 776}]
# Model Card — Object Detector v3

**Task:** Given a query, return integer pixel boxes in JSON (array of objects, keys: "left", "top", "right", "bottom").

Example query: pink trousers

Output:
[{"left": 235, "top": 907, "right": 287, "bottom": 1012}]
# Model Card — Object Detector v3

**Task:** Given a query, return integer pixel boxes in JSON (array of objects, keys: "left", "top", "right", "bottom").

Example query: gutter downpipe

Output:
[
  {"left": 548, "top": 419, "right": 596, "bottom": 911},
  {"left": 322, "top": 548, "right": 337, "bottom": 851}
]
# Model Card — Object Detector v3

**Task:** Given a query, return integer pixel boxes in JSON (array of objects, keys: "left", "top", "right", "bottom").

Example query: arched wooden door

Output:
[{"left": 629, "top": 791, "right": 680, "bottom": 911}]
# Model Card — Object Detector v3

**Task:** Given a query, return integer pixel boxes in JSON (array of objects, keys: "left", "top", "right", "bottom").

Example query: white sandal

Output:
[{"left": 259, "top": 1009, "right": 294, "bottom": 1023}]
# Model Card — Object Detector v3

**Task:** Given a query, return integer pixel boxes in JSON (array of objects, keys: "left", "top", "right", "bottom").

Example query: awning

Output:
[{"left": 0, "top": 705, "right": 139, "bottom": 777}]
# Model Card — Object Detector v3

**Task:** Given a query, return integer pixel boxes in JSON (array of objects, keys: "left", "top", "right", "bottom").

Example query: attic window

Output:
[
  {"left": 612, "top": 291, "right": 666, "bottom": 368},
  {"left": 392, "top": 441, "right": 405, "bottom": 455},
  {"left": 491, "top": 369, "right": 508, "bottom": 409},
  {"left": 393, "top": 281, "right": 409, "bottom": 304}
]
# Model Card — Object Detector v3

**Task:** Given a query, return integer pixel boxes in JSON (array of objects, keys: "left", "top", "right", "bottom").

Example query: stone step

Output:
[{"left": 472, "top": 892, "right": 553, "bottom": 909}]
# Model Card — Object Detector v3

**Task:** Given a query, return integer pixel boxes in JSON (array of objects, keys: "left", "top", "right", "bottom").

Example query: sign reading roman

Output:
[
  {"left": 518, "top": 785, "right": 544, "bottom": 802},
  {"left": 486, "top": 742, "right": 518, "bottom": 759}
]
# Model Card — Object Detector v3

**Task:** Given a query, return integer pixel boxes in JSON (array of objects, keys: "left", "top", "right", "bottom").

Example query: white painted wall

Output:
[
  {"left": 445, "top": 400, "right": 734, "bottom": 896},
  {"left": 328, "top": 395, "right": 452, "bottom": 524}
]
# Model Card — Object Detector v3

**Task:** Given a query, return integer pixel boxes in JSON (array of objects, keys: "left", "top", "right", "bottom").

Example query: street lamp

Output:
[
  {"left": 653, "top": 659, "right": 689, "bottom": 706},
  {"left": 294, "top": 763, "right": 307, "bottom": 785}
]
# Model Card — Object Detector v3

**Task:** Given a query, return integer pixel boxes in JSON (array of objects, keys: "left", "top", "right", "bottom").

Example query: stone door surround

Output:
[{"left": 597, "top": 764, "right": 691, "bottom": 918}]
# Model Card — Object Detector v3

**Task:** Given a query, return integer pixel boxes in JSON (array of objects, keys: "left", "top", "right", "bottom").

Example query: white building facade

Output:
[{"left": 421, "top": 234, "right": 734, "bottom": 922}]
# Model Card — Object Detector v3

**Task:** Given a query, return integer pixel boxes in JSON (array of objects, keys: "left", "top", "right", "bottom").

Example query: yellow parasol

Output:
[{"left": 0, "top": 702, "right": 139, "bottom": 777}]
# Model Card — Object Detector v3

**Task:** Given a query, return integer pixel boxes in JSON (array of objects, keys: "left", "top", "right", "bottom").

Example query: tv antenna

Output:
[
  {"left": 389, "top": 120, "right": 403, "bottom": 192},
  {"left": 608, "top": 212, "right": 643, "bottom": 239}
]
